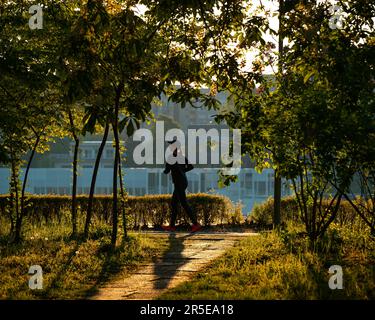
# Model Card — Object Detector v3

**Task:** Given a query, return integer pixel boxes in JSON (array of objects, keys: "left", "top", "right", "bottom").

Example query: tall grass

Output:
[
  {"left": 0, "top": 213, "right": 168, "bottom": 299},
  {"left": 159, "top": 221, "right": 374, "bottom": 300}
]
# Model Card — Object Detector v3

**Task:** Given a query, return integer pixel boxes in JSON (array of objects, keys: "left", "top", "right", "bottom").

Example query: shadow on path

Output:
[
  {"left": 84, "top": 241, "right": 134, "bottom": 298},
  {"left": 153, "top": 233, "right": 192, "bottom": 290}
]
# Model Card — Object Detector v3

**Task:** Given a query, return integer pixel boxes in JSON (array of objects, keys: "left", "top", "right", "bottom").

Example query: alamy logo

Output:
[
  {"left": 28, "top": 265, "right": 43, "bottom": 290},
  {"left": 29, "top": 5, "right": 43, "bottom": 30},
  {"left": 132, "top": 121, "right": 241, "bottom": 175},
  {"left": 328, "top": 265, "right": 343, "bottom": 290}
]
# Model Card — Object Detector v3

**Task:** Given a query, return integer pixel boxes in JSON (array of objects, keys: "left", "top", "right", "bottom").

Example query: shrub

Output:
[
  {"left": 249, "top": 196, "right": 361, "bottom": 227},
  {"left": 249, "top": 196, "right": 300, "bottom": 226},
  {"left": 228, "top": 201, "right": 245, "bottom": 225},
  {"left": 0, "top": 193, "right": 234, "bottom": 228}
]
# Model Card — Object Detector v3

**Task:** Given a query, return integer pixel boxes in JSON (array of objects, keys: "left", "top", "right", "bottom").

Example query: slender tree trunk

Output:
[
  {"left": 112, "top": 139, "right": 119, "bottom": 247},
  {"left": 118, "top": 160, "right": 127, "bottom": 239},
  {"left": 15, "top": 131, "right": 41, "bottom": 242},
  {"left": 84, "top": 121, "right": 110, "bottom": 238},
  {"left": 273, "top": 172, "right": 282, "bottom": 227},
  {"left": 69, "top": 111, "right": 79, "bottom": 238},
  {"left": 9, "top": 155, "right": 20, "bottom": 240},
  {"left": 273, "top": 0, "right": 284, "bottom": 228},
  {"left": 111, "top": 86, "right": 122, "bottom": 247},
  {"left": 71, "top": 139, "right": 79, "bottom": 236}
]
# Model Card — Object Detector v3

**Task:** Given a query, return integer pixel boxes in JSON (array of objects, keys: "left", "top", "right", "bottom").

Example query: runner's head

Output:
[{"left": 167, "top": 138, "right": 181, "bottom": 154}]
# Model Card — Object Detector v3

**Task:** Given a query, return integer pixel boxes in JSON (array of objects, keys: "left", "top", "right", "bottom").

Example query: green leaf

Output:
[{"left": 304, "top": 71, "right": 316, "bottom": 84}]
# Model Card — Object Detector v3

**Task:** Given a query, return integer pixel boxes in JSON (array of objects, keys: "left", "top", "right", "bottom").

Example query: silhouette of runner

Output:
[{"left": 162, "top": 138, "right": 202, "bottom": 232}]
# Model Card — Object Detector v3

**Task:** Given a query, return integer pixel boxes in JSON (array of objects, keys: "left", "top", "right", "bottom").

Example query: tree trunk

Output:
[
  {"left": 273, "top": 0, "right": 284, "bottom": 228},
  {"left": 15, "top": 131, "right": 41, "bottom": 242},
  {"left": 84, "top": 121, "right": 110, "bottom": 238},
  {"left": 112, "top": 141, "right": 119, "bottom": 247},
  {"left": 118, "top": 160, "right": 127, "bottom": 239},
  {"left": 111, "top": 86, "right": 122, "bottom": 247},
  {"left": 273, "top": 172, "right": 282, "bottom": 227},
  {"left": 69, "top": 111, "right": 80, "bottom": 238},
  {"left": 71, "top": 139, "right": 79, "bottom": 237},
  {"left": 9, "top": 155, "right": 20, "bottom": 241}
]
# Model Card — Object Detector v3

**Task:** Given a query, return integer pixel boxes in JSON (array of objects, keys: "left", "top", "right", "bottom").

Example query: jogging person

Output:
[{"left": 162, "top": 138, "right": 202, "bottom": 232}]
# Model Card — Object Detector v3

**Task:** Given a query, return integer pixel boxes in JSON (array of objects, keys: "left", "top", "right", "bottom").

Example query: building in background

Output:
[
  {"left": 0, "top": 167, "right": 292, "bottom": 214},
  {"left": 0, "top": 91, "right": 293, "bottom": 213}
]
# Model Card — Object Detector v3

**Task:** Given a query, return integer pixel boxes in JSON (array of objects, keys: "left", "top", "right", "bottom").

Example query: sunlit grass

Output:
[
  {"left": 159, "top": 222, "right": 375, "bottom": 300},
  {"left": 1, "top": 209, "right": 373, "bottom": 300},
  {"left": 0, "top": 214, "right": 169, "bottom": 300}
]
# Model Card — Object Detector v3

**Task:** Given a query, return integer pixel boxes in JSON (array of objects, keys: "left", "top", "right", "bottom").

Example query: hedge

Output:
[
  {"left": 249, "top": 196, "right": 360, "bottom": 226},
  {"left": 0, "top": 193, "right": 235, "bottom": 227}
]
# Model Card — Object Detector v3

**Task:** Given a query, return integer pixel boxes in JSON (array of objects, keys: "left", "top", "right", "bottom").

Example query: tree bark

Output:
[
  {"left": 9, "top": 154, "right": 19, "bottom": 241},
  {"left": 118, "top": 160, "right": 127, "bottom": 239},
  {"left": 15, "top": 130, "right": 41, "bottom": 242},
  {"left": 112, "top": 136, "right": 119, "bottom": 247},
  {"left": 111, "top": 85, "right": 122, "bottom": 247},
  {"left": 84, "top": 121, "right": 110, "bottom": 238},
  {"left": 273, "top": 0, "right": 284, "bottom": 228},
  {"left": 69, "top": 111, "right": 79, "bottom": 238},
  {"left": 273, "top": 172, "right": 282, "bottom": 227}
]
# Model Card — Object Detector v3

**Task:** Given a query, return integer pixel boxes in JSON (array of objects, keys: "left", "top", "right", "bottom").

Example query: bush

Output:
[
  {"left": 249, "top": 196, "right": 361, "bottom": 227},
  {"left": 249, "top": 196, "right": 300, "bottom": 226},
  {"left": 0, "top": 193, "right": 234, "bottom": 228},
  {"left": 229, "top": 202, "right": 245, "bottom": 225}
]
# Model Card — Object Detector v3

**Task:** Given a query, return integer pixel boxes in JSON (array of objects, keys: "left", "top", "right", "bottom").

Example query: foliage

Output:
[
  {"left": 0, "top": 193, "right": 235, "bottom": 231},
  {"left": 216, "top": 0, "right": 375, "bottom": 241},
  {"left": 249, "top": 196, "right": 369, "bottom": 231},
  {"left": 249, "top": 196, "right": 300, "bottom": 226},
  {"left": 229, "top": 201, "right": 245, "bottom": 225},
  {"left": 0, "top": 0, "right": 271, "bottom": 244},
  {"left": 0, "top": 0, "right": 68, "bottom": 242}
]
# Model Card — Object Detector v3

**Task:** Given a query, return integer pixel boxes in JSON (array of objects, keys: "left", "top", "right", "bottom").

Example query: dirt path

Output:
[{"left": 90, "top": 231, "right": 257, "bottom": 300}]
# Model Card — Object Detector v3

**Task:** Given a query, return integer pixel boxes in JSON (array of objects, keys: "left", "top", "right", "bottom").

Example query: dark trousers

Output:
[{"left": 170, "top": 184, "right": 197, "bottom": 226}]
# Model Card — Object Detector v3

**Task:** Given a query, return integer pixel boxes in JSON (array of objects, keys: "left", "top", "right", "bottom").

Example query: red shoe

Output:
[
  {"left": 191, "top": 224, "right": 202, "bottom": 233},
  {"left": 162, "top": 225, "right": 176, "bottom": 232}
]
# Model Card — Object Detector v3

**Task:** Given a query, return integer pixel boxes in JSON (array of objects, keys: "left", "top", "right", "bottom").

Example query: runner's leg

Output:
[
  {"left": 170, "top": 188, "right": 179, "bottom": 227},
  {"left": 175, "top": 186, "right": 197, "bottom": 225}
]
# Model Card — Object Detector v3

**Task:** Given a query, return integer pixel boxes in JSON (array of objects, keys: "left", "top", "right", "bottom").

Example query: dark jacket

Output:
[{"left": 164, "top": 154, "right": 194, "bottom": 187}]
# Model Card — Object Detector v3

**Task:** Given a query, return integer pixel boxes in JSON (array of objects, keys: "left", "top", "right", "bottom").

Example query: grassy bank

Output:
[
  {"left": 159, "top": 223, "right": 374, "bottom": 300},
  {"left": 0, "top": 215, "right": 168, "bottom": 299}
]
